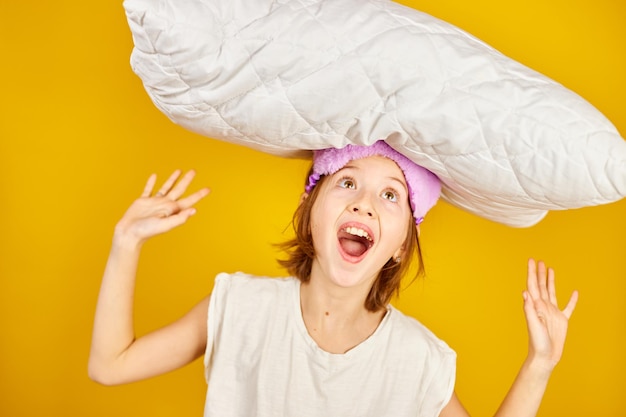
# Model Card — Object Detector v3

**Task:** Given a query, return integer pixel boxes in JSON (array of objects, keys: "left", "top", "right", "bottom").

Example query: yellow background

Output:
[{"left": 1, "top": 0, "right": 624, "bottom": 416}]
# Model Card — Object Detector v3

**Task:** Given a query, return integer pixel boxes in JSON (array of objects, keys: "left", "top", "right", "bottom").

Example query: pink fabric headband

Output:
[{"left": 305, "top": 141, "right": 441, "bottom": 225}]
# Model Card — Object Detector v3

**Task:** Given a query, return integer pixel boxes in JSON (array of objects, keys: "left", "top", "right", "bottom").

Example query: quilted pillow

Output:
[{"left": 123, "top": 0, "right": 626, "bottom": 227}]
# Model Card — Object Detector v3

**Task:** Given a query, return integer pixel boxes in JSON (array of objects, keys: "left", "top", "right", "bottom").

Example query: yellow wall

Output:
[{"left": 1, "top": 1, "right": 624, "bottom": 416}]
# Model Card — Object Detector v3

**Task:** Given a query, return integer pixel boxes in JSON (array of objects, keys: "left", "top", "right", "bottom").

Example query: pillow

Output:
[{"left": 123, "top": 0, "right": 626, "bottom": 227}]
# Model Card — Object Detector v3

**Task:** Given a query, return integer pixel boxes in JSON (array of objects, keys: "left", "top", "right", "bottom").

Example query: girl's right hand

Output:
[{"left": 113, "top": 170, "right": 210, "bottom": 247}]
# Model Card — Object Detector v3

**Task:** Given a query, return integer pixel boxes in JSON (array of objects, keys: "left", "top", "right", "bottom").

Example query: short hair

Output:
[{"left": 278, "top": 170, "right": 424, "bottom": 312}]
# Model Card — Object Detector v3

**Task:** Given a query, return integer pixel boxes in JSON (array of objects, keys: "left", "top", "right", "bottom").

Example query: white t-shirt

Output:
[{"left": 204, "top": 272, "right": 456, "bottom": 417}]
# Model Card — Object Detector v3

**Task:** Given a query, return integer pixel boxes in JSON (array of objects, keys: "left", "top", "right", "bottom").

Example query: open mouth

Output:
[{"left": 338, "top": 226, "right": 374, "bottom": 258}]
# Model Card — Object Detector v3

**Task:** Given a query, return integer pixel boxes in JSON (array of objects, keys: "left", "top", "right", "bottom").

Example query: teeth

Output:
[{"left": 344, "top": 227, "right": 372, "bottom": 241}]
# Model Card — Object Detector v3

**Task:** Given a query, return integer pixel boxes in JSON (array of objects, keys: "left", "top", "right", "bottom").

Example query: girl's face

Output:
[{"left": 309, "top": 156, "right": 412, "bottom": 292}]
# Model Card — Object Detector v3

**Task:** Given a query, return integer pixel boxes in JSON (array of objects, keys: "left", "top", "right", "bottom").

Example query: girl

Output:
[{"left": 89, "top": 141, "right": 578, "bottom": 416}]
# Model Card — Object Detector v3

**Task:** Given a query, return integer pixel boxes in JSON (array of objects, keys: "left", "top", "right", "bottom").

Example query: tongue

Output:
[{"left": 339, "top": 237, "right": 368, "bottom": 257}]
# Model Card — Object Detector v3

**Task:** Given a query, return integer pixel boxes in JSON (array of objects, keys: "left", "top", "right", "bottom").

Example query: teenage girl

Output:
[{"left": 89, "top": 141, "right": 578, "bottom": 417}]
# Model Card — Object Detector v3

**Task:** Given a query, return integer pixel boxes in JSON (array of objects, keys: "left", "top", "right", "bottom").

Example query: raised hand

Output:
[
  {"left": 523, "top": 259, "right": 578, "bottom": 371},
  {"left": 89, "top": 170, "right": 211, "bottom": 385},
  {"left": 114, "top": 170, "right": 210, "bottom": 246}
]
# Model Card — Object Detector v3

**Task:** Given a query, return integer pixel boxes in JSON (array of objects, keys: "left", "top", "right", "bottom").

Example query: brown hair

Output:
[{"left": 278, "top": 173, "right": 424, "bottom": 312}]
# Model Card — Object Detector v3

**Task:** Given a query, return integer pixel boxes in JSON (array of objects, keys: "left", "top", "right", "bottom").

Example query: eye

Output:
[
  {"left": 382, "top": 189, "right": 398, "bottom": 202},
  {"left": 338, "top": 177, "right": 356, "bottom": 189}
]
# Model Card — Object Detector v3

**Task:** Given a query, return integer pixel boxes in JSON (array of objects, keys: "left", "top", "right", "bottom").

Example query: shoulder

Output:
[
  {"left": 208, "top": 272, "right": 298, "bottom": 333},
  {"left": 204, "top": 273, "right": 299, "bottom": 382},
  {"left": 384, "top": 306, "right": 457, "bottom": 415},
  {"left": 386, "top": 305, "right": 455, "bottom": 359},
  {"left": 214, "top": 271, "right": 294, "bottom": 284},
  {"left": 211, "top": 272, "right": 297, "bottom": 311},
  {"left": 213, "top": 272, "right": 296, "bottom": 295}
]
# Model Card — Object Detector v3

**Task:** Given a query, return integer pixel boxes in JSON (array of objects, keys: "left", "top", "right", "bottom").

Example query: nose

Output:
[
  {"left": 352, "top": 206, "right": 373, "bottom": 217},
  {"left": 349, "top": 195, "right": 375, "bottom": 218}
]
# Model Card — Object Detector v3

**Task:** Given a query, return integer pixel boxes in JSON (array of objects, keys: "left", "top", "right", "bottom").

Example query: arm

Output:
[
  {"left": 493, "top": 259, "right": 578, "bottom": 417},
  {"left": 440, "top": 259, "right": 578, "bottom": 417},
  {"left": 88, "top": 170, "right": 210, "bottom": 385}
]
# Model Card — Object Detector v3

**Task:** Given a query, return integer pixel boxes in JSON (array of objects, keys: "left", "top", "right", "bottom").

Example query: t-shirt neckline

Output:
[{"left": 291, "top": 277, "right": 392, "bottom": 361}]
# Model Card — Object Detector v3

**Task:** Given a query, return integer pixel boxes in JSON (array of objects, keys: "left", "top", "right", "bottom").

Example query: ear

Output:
[{"left": 392, "top": 245, "right": 405, "bottom": 261}]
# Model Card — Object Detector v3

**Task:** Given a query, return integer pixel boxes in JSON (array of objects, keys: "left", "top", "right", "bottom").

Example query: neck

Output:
[{"left": 299, "top": 269, "right": 386, "bottom": 354}]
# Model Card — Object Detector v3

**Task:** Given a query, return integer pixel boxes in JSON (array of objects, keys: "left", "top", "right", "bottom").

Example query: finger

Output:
[
  {"left": 562, "top": 290, "right": 579, "bottom": 320},
  {"left": 141, "top": 174, "right": 157, "bottom": 198},
  {"left": 156, "top": 207, "right": 198, "bottom": 232},
  {"left": 547, "top": 267, "right": 558, "bottom": 305},
  {"left": 168, "top": 170, "right": 197, "bottom": 201},
  {"left": 537, "top": 260, "right": 550, "bottom": 301},
  {"left": 156, "top": 170, "right": 182, "bottom": 197},
  {"left": 156, "top": 201, "right": 178, "bottom": 218},
  {"left": 523, "top": 290, "right": 543, "bottom": 331},
  {"left": 527, "top": 258, "right": 541, "bottom": 299},
  {"left": 176, "top": 187, "right": 210, "bottom": 210},
  {"left": 155, "top": 187, "right": 207, "bottom": 218}
]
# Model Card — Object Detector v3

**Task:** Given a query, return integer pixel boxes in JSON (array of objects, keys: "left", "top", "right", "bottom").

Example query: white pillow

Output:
[{"left": 124, "top": 0, "right": 626, "bottom": 227}]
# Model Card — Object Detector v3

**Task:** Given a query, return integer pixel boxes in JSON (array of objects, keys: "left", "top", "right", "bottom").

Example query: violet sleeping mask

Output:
[{"left": 306, "top": 141, "right": 441, "bottom": 225}]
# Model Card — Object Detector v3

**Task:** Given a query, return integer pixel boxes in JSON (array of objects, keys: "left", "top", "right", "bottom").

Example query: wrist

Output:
[
  {"left": 522, "top": 354, "right": 557, "bottom": 380},
  {"left": 112, "top": 227, "right": 144, "bottom": 252}
]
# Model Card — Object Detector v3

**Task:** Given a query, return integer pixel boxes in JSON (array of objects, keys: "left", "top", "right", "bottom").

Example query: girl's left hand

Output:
[{"left": 523, "top": 259, "right": 578, "bottom": 371}]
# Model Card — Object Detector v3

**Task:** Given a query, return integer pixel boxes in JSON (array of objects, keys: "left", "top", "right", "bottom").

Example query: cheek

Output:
[
  {"left": 309, "top": 203, "right": 324, "bottom": 233},
  {"left": 383, "top": 207, "right": 412, "bottom": 243},
  {"left": 309, "top": 204, "right": 331, "bottom": 247},
  {"left": 380, "top": 201, "right": 411, "bottom": 223}
]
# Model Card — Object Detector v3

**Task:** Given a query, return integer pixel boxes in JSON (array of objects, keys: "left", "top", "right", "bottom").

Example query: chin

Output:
[{"left": 324, "top": 263, "right": 379, "bottom": 290}]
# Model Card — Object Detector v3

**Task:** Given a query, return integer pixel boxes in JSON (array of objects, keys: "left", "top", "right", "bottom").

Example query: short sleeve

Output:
[
  {"left": 203, "top": 272, "right": 231, "bottom": 382},
  {"left": 418, "top": 345, "right": 456, "bottom": 416},
  {"left": 384, "top": 306, "right": 455, "bottom": 416}
]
